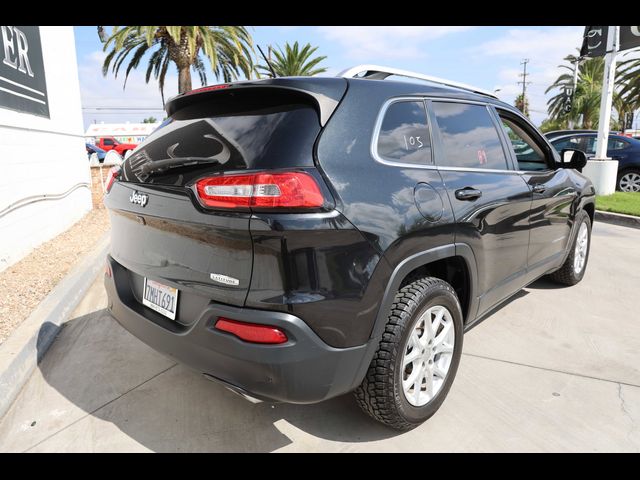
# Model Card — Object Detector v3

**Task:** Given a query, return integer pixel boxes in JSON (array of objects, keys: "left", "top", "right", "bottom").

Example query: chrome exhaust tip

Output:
[{"left": 202, "top": 373, "right": 263, "bottom": 404}]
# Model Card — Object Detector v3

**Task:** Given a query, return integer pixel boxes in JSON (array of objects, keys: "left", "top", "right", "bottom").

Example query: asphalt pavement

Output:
[{"left": 0, "top": 221, "right": 638, "bottom": 452}]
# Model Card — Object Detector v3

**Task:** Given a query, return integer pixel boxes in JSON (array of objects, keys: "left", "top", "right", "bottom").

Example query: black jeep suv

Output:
[{"left": 103, "top": 65, "right": 595, "bottom": 430}]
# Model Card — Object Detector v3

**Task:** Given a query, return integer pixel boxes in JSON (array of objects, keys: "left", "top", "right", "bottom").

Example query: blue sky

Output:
[{"left": 74, "top": 26, "right": 588, "bottom": 129}]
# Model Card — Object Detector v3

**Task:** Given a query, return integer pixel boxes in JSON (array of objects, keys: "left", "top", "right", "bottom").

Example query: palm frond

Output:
[
  {"left": 256, "top": 41, "right": 328, "bottom": 77},
  {"left": 101, "top": 25, "right": 256, "bottom": 97}
]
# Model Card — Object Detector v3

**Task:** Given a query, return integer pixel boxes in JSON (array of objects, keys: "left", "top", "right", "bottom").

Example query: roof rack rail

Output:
[{"left": 337, "top": 64, "right": 498, "bottom": 99}]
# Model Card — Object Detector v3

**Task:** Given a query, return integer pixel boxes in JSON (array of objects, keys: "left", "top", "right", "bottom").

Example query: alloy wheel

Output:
[
  {"left": 402, "top": 305, "right": 455, "bottom": 407},
  {"left": 619, "top": 172, "right": 640, "bottom": 192},
  {"left": 573, "top": 222, "right": 589, "bottom": 275}
]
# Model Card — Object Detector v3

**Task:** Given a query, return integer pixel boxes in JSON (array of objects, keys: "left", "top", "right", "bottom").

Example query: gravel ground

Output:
[{"left": 0, "top": 209, "right": 110, "bottom": 345}]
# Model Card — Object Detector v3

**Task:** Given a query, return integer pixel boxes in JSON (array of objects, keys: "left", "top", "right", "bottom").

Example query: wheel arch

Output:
[{"left": 369, "top": 244, "right": 479, "bottom": 341}]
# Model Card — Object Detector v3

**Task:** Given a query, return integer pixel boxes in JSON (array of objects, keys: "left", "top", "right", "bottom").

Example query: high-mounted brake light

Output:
[
  {"left": 105, "top": 166, "right": 121, "bottom": 193},
  {"left": 194, "top": 172, "right": 324, "bottom": 209},
  {"left": 215, "top": 317, "right": 288, "bottom": 344},
  {"left": 185, "top": 84, "right": 230, "bottom": 95}
]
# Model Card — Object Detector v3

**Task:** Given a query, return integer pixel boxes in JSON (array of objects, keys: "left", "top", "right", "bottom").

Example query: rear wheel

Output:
[
  {"left": 618, "top": 169, "right": 640, "bottom": 192},
  {"left": 355, "top": 277, "right": 463, "bottom": 430},
  {"left": 549, "top": 210, "right": 591, "bottom": 285}
]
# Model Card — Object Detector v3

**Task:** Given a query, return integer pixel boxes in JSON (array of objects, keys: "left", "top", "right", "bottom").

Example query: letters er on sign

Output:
[{"left": 0, "top": 26, "right": 49, "bottom": 117}]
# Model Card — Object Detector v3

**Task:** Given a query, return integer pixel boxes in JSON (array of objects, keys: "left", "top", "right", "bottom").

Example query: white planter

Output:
[
  {"left": 103, "top": 150, "right": 123, "bottom": 166},
  {"left": 581, "top": 159, "right": 619, "bottom": 196}
]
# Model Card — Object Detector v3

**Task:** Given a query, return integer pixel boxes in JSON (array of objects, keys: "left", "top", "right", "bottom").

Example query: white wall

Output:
[{"left": 0, "top": 26, "right": 91, "bottom": 272}]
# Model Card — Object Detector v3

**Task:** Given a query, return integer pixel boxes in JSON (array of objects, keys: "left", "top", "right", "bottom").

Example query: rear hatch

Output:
[{"left": 104, "top": 78, "right": 347, "bottom": 318}]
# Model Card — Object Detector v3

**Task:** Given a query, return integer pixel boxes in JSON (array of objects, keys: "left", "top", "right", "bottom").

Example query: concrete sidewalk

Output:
[{"left": 1, "top": 221, "right": 639, "bottom": 452}]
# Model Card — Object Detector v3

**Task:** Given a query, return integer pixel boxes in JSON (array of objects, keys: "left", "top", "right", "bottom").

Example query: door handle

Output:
[
  {"left": 532, "top": 184, "right": 546, "bottom": 194},
  {"left": 455, "top": 188, "right": 482, "bottom": 201}
]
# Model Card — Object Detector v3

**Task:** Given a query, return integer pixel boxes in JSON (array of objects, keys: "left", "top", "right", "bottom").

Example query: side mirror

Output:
[{"left": 561, "top": 149, "right": 587, "bottom": 172}]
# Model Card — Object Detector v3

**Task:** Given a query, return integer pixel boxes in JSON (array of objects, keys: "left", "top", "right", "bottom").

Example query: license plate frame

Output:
[{"left": 142, "top": 277, "right": 179, "bottom": 320}]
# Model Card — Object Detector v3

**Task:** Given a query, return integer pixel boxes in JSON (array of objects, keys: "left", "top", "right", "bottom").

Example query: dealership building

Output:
[
  {"left": 0, "top": 26, "right": 91, "bottom": 271},
  {"left": 85, "top": 122, "right": 160, "bottom": 145}
]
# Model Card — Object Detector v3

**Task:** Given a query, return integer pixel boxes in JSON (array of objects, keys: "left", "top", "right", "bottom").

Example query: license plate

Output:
[{"left": 142, "top": 278, "right": 179, "bottom": 320}]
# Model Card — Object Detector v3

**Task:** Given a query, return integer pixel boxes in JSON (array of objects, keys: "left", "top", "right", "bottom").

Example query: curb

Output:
[
  {"left": 595, "top": 210, "right": 640, "bottom": 230},
  {"left": 0, "top": 233, "right": 110, "bottom": 419}
]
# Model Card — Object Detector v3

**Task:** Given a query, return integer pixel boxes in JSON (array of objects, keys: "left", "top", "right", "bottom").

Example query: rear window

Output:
[{"left": 122, "top": 100, "right": 320, "bottom": 186}]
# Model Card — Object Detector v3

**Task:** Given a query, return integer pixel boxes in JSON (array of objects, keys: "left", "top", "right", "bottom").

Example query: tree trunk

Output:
[{"left": 178, "top": 66, "right": 192, "bottom": 94}]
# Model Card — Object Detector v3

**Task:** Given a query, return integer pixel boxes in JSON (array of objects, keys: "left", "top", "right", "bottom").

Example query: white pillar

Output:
[
  {"left": 595, "top": 26, "right": 619, "bottom": 159},
  {"left": 583, "top": 26, "right": 621, "bottom": 196}
]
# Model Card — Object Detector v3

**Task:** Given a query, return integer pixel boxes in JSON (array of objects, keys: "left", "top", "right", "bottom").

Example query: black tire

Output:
[
  {"left": 617, "top": 168, "right": 640, "bottom": 192},
  {"left": 548, "top": 210, "right": 591, "bottom": 286},
  {"left": 355, "top": 277, "right": 464, "bottom": 430}
]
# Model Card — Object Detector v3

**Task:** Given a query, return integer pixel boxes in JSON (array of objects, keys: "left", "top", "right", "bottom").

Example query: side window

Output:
[
  {"left": 498, "top": 116, "right": 549, "bottom": 171},
  {"left": 103, "top": 138, "right": 114, "bottom": 146},
  {"left": 552, "top": 136, "right": 581, "bottom": 152},
  {"left": 582, "top": 136, "right": 597, "bottom": 155},
  {"left": 608, "top": 138, "right": 628, "bottom": 151},
  {"left": 377, "top": 100, "right": 431, "bottom": 165},
  {"left": 431, "top": 102, "right": 508, "bottom": 170}
]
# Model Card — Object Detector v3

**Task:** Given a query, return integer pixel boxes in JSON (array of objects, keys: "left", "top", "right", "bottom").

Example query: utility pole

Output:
[{"left": 517, "top": 59, "right": 531, "bottom": 114}]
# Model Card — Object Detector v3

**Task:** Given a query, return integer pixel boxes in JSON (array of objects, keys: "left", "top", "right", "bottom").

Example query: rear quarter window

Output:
[{"left": 376, "top": 100, "right": 431, "bottom": 165}]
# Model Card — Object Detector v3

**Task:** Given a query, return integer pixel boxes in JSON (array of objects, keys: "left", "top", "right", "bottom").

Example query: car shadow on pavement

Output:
[
  {"left": 526, "top": 278, "right": 571, "bottom": 290},
  {"left": 35, "top": 310, "right": 400, "bottom": 452}
]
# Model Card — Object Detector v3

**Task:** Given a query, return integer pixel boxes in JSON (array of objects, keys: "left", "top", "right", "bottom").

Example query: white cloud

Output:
[
  {"left": 317, "top": 26, "right": 476, "bottom": 61},
  {"left": 78, "top": 49, "right": 180, "bottom": 129},
  {"left": 318, "top": 66, "right": 341, "bottom": 77},
  {"left": 475, "top": 26, "right": 584, "bottom": 125},
  {"left": 476, "top": 26, "right": 583, "bottom": 59}
]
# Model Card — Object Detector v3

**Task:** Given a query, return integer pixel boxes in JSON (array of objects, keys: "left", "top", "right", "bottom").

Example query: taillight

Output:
[
  {"left": 105, "top": 166, "right": 121, "bottom": 193},
  {"left": 215, "top": 317, "right": 288, "bottom": 344},
  {"left": 194, "top": 172, "right": 324, "bottom": 210}
]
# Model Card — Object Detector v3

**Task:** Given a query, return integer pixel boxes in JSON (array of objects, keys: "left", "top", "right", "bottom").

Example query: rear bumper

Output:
[{"left": 104, "top": 255, "right": 375, "bottom": 404}]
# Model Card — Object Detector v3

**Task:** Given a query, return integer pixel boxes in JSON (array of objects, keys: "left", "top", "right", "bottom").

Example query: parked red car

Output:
[{"left": 95, "top": 136, "right": 137, "bottom": 157}]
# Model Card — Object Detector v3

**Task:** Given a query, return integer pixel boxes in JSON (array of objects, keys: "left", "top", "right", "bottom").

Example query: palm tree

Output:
[
  {"left": 514, "top": 93, "right": 530, "bottom": 118},
  {"left": 617, "top": 57, "right": 640, "bottom": 116},
  {"left": 257, "top": 41, "right": 327, "bottom": 77},
  {"left": 539, "top": 117, "right": 568, "bottom": 133},
  {"left": 546, "top": 51, "right": 633, "bottom": 130},
  {"left": 101, "top": 26, "right": 255, "bottom": 104},
  {"left": 546, "top": 53, "right": 608, "bottom": 129}
]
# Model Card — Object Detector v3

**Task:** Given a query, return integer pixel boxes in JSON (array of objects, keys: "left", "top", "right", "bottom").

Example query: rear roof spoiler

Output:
[{"left": 165, "top": 77, "right": 348, "bottom": 127}]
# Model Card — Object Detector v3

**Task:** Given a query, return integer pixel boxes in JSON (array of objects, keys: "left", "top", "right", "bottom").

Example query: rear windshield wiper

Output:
[{"left": 140, "top": 157, "right": 222, "bottom": 176}]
